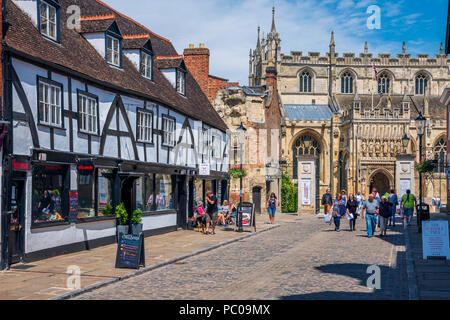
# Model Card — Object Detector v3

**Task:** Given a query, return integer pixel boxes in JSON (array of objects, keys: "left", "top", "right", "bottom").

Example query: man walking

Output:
[
  {"left": 322, "top": 189, "right": 333, "bottom": 216},
  {"left": 205, "top": 191, "right": 218, "bottom": 235},
  {"left": 388, "top": 189, "right": 398, "bottom": 226},
  {"left": 362, "top": 194, "right": 380, "bottom": 237}
]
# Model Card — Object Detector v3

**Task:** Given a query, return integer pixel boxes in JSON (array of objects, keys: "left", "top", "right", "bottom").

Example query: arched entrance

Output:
[
  {"left": 252, "top": 187, "right": 262, "bottom": 215},
  {"left": 292, "top": 135, "right": 322, "bottom": 180},
  {"left": 369, "top": 171, "right": 392, "bottom": 196}
]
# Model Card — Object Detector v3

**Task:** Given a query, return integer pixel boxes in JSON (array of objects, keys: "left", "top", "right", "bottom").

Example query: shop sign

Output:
[
  {"left": 422, "top": 221, "right": 450, "bottom": 260},
  {"left": 115, "top": 233, "right": 146, "bottom": 269},
  {"left": 12, "top": 159, "right": 30, "bottom": 171},
  {"left": 199, "top": 164, "right": 210, "bottom": 176},
  {"left": 77, "top": 159, "right": 95, "bottom": 176}
]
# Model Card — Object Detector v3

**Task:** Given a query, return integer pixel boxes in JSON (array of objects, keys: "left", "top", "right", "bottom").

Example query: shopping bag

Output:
[
  {"left": 324, "top": 213, "right": 332, "bottom": 223},
  {"left": 399, "top": 207, "right": 404, "bottom": 219}
]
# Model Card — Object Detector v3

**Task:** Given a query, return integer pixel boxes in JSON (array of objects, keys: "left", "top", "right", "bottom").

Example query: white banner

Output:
[{"left": 301, "top": 179, "right": 311, "bottom": 206}]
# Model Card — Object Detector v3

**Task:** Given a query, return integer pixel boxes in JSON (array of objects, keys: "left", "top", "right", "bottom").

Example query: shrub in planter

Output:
[
  {"left": 116, "top": 203, "right": 129, "bottom": 239},
  {"left": 131, "top": 209, "right": 143, "bottom": 235},
  {"left": 101, "top": 204, "right": 114, "bottom": 216}
]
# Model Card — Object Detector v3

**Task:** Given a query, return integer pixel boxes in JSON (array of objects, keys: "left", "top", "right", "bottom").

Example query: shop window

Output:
[
  {"left": 143, "top": 173, "right": 173, "bottom": 212},
  {"left": 136, "top": 177, "right": 145, "bottom": 211},
  {"left": 77, "top": 174, "right": 95, "bottom": 219},
  {"left": 98, "top": 169, "right": 114, "bottom": 217},
  {"left": 32, "top": 164, "right": 68, "bottom": 224}
]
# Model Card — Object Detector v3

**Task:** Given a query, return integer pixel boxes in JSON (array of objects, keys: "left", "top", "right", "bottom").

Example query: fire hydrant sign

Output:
[{"left": 422, "top": 221, "right": 450, "bottom": 260}]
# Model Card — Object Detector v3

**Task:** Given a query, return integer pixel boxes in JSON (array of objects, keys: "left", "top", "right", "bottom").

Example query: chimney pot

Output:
[
  {"left": 189, "top": 44, "right": 194, "bottom": 48},
  {"left": 199, "top": 43, "right": 205, "bottom": 48}
]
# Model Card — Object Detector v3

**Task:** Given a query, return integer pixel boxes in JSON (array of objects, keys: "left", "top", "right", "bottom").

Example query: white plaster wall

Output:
[
  {"left": 83, "top": 33, "right": 106, "bottom": 60},
  {"left": 13, "top": 0, "right": 38, "bottom": 28},
  {"left": 141, "top": 213, "right": 177, "bottom": 231},
  {"left": 124, "top": 50, "right": 140, "bottom": 71},
  {"left": 161, "top": 69, "right": 176, "bottom": 88}
]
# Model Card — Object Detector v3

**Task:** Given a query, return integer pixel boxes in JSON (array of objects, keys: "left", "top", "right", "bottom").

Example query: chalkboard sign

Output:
[
  {"left": 69, "top": 191, "right": 78, "bottom": 222},
  {"left": 115, "top": 233, "right": 146, "bottom": 269},
  {"left": 236, "top": 202, "right": 255, "bottom": 230}
]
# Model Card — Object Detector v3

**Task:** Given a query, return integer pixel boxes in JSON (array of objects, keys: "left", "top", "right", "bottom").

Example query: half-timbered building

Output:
[{"left": 0, "top": 0, "right": 229, "bottom": 266}]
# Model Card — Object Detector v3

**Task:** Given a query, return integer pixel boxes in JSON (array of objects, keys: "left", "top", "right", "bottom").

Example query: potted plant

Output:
[
  {"left": 131, "top": 209, "right": 143, "bottom": 235},
  {"left": 101, "top": 204, "right": 114, "bottom": 217},
  {"left": 116, "top": 202, "right": 129, "bottom": 239}
]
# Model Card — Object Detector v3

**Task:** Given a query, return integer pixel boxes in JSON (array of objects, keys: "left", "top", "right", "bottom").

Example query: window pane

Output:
[
  {"left": 32, "top": 165, "right": 68, "bottom": 224},
  {"left": 98, "top": 170, "right": 114, "bottom": 217},
  {"left": 144, "top": 174, "right": 156, "bottom": 211},
  {"left": 155, "top": 174, "right": 172, "bottom": 211},
  {"left": 77, "top": 173, "right": 95, "bottom": 219}
]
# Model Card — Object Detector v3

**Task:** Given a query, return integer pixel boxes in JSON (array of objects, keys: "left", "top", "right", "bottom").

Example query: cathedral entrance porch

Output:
[{"left": 369, "top": 170, "right": 394, "bottom": 197}]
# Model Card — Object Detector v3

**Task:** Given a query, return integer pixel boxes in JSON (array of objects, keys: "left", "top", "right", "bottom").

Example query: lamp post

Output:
[
  {"left": 236, "top": 122, "right": 246, "bottom": 232},
  {"left": 416, "top": 114, "right": 427, "bottom": 233},
  {"left": 402, "top": 133, "right": 410, "bottom": 154}
]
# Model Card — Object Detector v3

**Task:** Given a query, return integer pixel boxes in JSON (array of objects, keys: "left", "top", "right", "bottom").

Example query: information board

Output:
[
  {"left": 115, "top": 233, "right": 146, "bottom": 269},
  {"left": 236, "top": 202, "right": 255, "bottom": 229},
  {"left": 69, "top": 191, "right": 78, "bottom": 222},
  {"left": 301, "top": 179, "right": 311, "bottom": 206},
  {"left": 422, "top": 220, "right": 450, "bottom": 260}
]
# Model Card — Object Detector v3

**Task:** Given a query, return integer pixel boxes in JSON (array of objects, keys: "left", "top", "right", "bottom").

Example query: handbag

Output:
[
  {"left": 332, "top": 208, "right": 339, "bottom": 218},
  {"left": 324, "top": 213, "right": 332, "bottom": 223},
  {"left": 346, "top": 213, "right": 354, "bottom": 220}
]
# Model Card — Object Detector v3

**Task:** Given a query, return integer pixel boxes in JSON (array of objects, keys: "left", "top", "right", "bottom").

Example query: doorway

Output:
[
  {"left": 176, "top": 175, "right": 187, "bottom": 229},
  {"left": 252, "top": 187, "right": 262, "bottom": 215},
  {"left": 8, "top": 177, "right": 26, "bottom": 265},
  {"left": 120, "top": 176, "right": 138, "bottom": 220},
  {"left": 370, "top": 171, "right": 391, "bottom": 196}
]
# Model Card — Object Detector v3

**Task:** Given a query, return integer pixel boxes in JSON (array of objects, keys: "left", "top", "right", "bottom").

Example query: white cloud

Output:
[{"left": 102, "top": 0, "right": 430, "bottom": 86}]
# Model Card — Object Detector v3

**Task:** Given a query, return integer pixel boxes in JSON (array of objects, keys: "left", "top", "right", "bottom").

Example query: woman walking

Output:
[
  {"left": 267, "top": 193, "right": 278, "bottom": 224},
  {"left": 379, "top": 196, "right": 392, "bottom": 236},
  {"left": 332, "top": 194, "right": 345, "bottom": 232},
  {"left": 346, "top": 193, "right": 358, "bottom": 231}
]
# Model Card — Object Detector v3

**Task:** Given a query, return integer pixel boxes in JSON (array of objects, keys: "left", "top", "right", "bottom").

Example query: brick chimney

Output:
[{"left": 183, "top": 43, "right": 210, "bottom": 96}]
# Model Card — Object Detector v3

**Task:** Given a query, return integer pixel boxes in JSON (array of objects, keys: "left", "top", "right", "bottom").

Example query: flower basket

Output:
[
  {"left": 228, "top": 166, "right": 246, "bottom": 179},
  {"left": 415, "top": 160, "right": 435, "bottom": 174}
]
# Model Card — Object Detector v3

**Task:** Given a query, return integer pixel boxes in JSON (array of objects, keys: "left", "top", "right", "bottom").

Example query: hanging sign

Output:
[
  {"left": 77, "top": 159, "right": 95, "bottom": 176},
  {"left": 115, "top": 233, "right": 146, "bottom": 269},
  {"left": 422, "top": 220, "right": 450, "bottom": 260},
  {"left": 199, "top": 164, "right": 210, "bottom": 176}
]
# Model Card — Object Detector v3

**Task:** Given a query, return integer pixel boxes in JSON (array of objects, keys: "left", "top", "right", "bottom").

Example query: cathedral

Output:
[{"left": 248, "top": 8, "right": 450, "bottom": 213}]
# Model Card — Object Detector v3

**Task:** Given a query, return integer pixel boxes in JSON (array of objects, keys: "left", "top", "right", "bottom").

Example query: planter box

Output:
[{"left": 131, "top": 223, "right": 143, "bottom": 236}]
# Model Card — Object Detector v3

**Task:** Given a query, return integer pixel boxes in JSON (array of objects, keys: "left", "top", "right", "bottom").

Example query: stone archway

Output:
[{"left": 369, "top": 170, "right": 394, "bottom": 196}]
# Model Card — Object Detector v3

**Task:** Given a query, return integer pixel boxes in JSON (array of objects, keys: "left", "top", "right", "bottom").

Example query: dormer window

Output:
[
  {"left": 177, "top": 70, "right": 186, "bottom": 95},
  {"left": 141, "top": 51, "right": 153, "bottom": 80},
  {"left": 39, "top": 0, "right": 59, "bottom": 41},
  {"left": 106, "top": 35, "right": 121, "bottom": 67}
]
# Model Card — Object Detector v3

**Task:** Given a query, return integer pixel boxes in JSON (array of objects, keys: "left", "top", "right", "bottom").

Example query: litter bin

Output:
[{"left": 416, "top": 203, "right": 430, "bottom": 233}]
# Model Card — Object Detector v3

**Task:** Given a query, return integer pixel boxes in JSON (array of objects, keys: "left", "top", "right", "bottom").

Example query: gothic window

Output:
[
  {"left": 292, "top": 135, "right": 321, "bottom": 179},
  {"left": 299, "top": 71, "right": 312, "bottom": 93},
  {"left": 341, "top": 72, "right": 354, "bottom": 94},
  {"left": 434, "top": 138, "right": 447, "bottom": 173},
  {"left": 378, "top": 72, "right": 390, "bottom": 94},
  {"left": 415, "top": 73, "right": 428, "bottom": 95}
]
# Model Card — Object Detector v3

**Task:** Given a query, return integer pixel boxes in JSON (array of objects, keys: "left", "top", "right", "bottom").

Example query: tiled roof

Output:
[
  {"left": 123, "top": 37, "right": 150, "bottom": 50},
  {"left": 79, "top": 18, "right": 116, "bottom": 33},
  {"left": 156, "top": 56, "right": 184, "bottom": 69},
  {"left": 284, "top": 104, "right": 333, "bottom": 121},
  {"left": 4, "top": 0, "right": 227, "bottom": 132}
]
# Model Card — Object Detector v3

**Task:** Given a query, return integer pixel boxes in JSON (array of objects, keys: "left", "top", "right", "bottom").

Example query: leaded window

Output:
[
  {"left": 162, "top": 116, "right": 175, "bottom": 147},
  {"left": 299, "top": 71, "right": 312, "bottom": 93},
  {"left": 415, "top": 73, "right": 428, "bottom": 95},
  {"left": 141, "top": 52, "right": 152, "bottom": 80},
  {"left": 434, "top": 138, "right": 447, "bottom": 173},
  {"left": 106, "top": 35, "right": 120, "bottom": 66},
  {"left": 341, "top": 72, "right": 354, "bottom": 94},
  {"left": 378, "top": 73, "right": 390, "bottom": 94}
]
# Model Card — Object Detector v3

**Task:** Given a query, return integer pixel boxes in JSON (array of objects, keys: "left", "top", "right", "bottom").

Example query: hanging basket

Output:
[
  {"left": 415, "top": 160, "right": 435, "bottom": 174},
  {"left": 228, "top": 166, "right": 246, "bottom": 179}
]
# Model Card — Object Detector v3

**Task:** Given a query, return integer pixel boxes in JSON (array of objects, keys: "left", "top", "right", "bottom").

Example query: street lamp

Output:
[
  {"left": 416, "top": 114, "right": 427, "bottom": 233},
  {"left": 402, "top": 133, "right": 410, "bottom": 154},
  {"left": 236, "top": 122, "right": 246, "bottom": 232}
]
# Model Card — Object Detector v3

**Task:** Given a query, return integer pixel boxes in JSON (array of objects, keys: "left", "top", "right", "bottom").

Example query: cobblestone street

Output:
[{"left": 74, "top": 214, "right": 408, "bottom": 300}]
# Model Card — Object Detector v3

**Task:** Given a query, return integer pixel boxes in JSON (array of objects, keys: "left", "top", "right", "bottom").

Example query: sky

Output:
[{"left": 103, "top": 0, "right": 448, "bottom": 86}]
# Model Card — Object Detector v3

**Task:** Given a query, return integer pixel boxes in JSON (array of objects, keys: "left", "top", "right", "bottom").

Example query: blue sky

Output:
[{"left": 103, "top": 0, "right": 448, "bottom": 85}]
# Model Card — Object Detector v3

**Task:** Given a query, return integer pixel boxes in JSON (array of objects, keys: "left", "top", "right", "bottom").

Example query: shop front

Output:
[
  {"left": 192, "top": 172, "right": 229, "bottom": 217},
  {"left": 3, "top": 150, "right": 191, "bottom": 263}
]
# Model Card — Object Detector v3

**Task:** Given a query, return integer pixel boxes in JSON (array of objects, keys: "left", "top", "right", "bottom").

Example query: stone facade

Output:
[{"left": 248, "top": 8, "right": 450, "bottom": 210}]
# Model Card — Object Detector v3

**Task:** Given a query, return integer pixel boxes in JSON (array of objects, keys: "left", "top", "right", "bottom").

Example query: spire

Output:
[
  {"left": 364, "top": 41, "right": 368, "bottom": 54},
  {"left": 402, "top": 41, "right": 406, "bottom": 55},
  {"left": 271, "top": 6, "right": 276, "bottom": 33},
  {"left": 330, "top": 31, "right": 335, "bottom": 47},
  {"left": 440, "top": 42, "right": 444, "bottom": 55},
  {"left": 256, "top": 26, "right": 261, "bottom": 49}
]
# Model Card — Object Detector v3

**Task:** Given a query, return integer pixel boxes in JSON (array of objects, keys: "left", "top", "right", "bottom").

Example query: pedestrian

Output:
[
  {"left": 362, "top": 194, "right": 379, "bottom": 237},
  {"left": 332, "top": 194, "right": 345, "bottom": 232},
  {"left": 346, "top": 193, "right": 358, "bottom": 231},
  {"left": 321, "top": 188, "right": 333, "bottom": 216},
  {"left": 388, "top": 189, "right": 398, "bottom": 227},
  {"left": 341, "top": 190, "right": 347, "bottom": 206},
  {"left": 379, "top": 196, "right": 393, "bottom": 236},
  {"left": 372, "top": 188, "right": 381, "bottom": 201},
  {"left": 400, "top": 189, "right": 416, "bottom": 227},
  {"left": 205, "top": 191, "right": 218, "bottom": 235},
  {"left": 267, "top": 192, "right": 278, "bottom": 224},
  {"left": 356, "top": 190, "right": 364, "bottom": 216}
]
